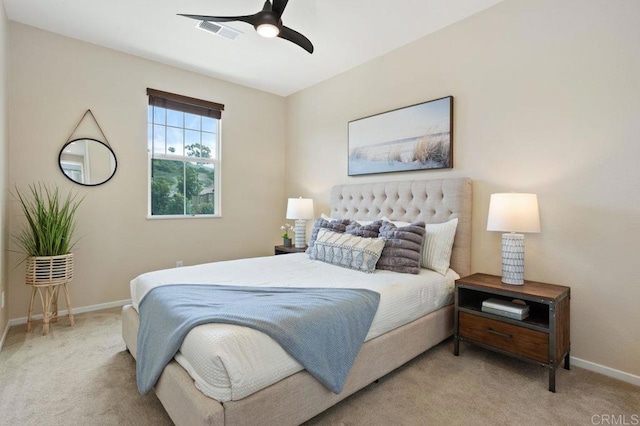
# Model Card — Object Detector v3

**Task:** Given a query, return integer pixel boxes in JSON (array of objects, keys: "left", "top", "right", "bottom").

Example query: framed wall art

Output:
[{"left": 348, "top": 96, "right": 453, "bottom": 176}]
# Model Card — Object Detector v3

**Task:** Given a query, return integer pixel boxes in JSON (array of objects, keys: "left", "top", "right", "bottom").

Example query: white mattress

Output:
[{"left": 130, "top": 253, "right": 458, "bottom": 402}]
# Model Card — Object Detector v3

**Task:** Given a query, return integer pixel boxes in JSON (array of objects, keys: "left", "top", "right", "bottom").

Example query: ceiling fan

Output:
[{"left": 179, "top": 0, "right": 314, "bottom": 54}]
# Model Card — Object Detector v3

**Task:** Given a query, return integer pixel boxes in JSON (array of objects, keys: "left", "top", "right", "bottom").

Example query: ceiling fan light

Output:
[{"left": 256, "top": 23, "right": 280, "bottom": 38}]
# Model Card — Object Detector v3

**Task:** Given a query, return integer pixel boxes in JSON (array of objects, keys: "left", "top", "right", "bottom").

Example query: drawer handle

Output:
[{"left": 486, "top": 328, "right": 512, "bottom": 339}]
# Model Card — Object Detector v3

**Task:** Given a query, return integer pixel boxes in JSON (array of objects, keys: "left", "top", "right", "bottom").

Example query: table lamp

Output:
[
  {"left": 286, "top": 198, "right": 314, "bottom": 248},
  {"left": 486, "top": 193, "right": 541, "bottom": 285}
]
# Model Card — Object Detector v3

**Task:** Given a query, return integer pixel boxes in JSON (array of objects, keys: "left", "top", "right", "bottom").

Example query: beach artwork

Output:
[{"left": 348, "top": 96, "right": 453, "bottom": 176}]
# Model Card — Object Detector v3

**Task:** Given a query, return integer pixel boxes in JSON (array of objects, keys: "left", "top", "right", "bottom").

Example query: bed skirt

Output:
[{"left": 122, "top": 303, "right": 454, "bottom": 426}]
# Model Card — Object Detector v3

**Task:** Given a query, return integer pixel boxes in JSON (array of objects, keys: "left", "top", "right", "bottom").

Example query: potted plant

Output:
[
  {"left": 280, "top": 223, "right": 294, "bottom": 247},
  {"left": 14, "top": 183, "right": 84, "bottom": 333},
  {"left": 14, "top": 183, "right": 84, "bottom": 260}
]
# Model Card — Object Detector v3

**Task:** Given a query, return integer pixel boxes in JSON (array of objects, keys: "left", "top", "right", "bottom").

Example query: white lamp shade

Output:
[
  {"left": 487, "top": 193, "right": 541, "bottom": 233},
  {"left": 286, "top": 198, "right": 314, "bottom": 220}
]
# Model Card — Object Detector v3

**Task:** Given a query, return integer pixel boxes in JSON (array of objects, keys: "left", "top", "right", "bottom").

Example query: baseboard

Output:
[
  {"left": 8, "top": 299, "right": 132, "bottom": 327},
  {"left": 571, "top": 356, "right": 640, "bottom": 387},
  {"left": 0, "top": 321, "right": 9, "bottom": 352}
]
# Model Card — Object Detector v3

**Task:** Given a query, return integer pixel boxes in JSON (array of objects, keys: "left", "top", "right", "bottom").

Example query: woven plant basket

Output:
[{"left": 25, "top": 253, "right": 74, "bottom": 287}]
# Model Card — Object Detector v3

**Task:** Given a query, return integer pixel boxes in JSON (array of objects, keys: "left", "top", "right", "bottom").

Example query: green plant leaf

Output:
[{"left": 12, "top": 183, "right": 85, "bottom": 257}]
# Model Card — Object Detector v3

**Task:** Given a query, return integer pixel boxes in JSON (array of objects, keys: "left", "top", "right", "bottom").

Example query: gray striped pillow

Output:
[
  {"left": 308, "top": 229, "right": 386, "bottom": 273},
  {"left": 307, "top": 218, "right": 352, "bottom": 249}
]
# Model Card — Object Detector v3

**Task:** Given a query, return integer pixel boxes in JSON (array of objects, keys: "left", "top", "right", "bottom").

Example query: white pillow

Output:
[
  {"left": 421, "top": 218, "right": 458, "bottom": 275},
  {"left": 381, "top": 216, "right": 412, "bottom": 227}
]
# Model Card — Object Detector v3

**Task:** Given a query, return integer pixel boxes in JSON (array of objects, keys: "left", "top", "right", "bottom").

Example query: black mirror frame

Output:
[{"left": 58, "top": 138, "right": 118, "bottom": 187}]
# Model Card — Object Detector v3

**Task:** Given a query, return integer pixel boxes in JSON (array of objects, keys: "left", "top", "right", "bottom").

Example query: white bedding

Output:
[{"left": 130, "top": 253, "right": 458, "bottom": 402}]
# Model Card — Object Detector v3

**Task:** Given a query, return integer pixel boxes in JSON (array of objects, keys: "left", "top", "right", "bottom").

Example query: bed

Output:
[{"left": 122, "top": 177, "right": 472, "bottom": 426}]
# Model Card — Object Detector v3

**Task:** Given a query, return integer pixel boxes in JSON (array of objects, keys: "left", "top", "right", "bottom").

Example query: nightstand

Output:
[
  {"left": 453, "top": 273, "right": 570, "bottom": 392},
  {"left": 274, "top": 245, "right": 307, "bottom": 255}
]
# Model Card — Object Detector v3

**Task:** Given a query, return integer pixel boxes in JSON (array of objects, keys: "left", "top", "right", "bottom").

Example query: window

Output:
[
  {"left": 61, "top": 161, "right": 84, "bottom": 184},
  {"left": 147, "top": 89, "right": 224, "bottom": 218}
]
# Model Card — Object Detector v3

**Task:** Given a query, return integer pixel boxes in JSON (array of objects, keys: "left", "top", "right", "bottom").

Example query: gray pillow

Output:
[
  {"left": 376, "top": 221, "right": 426, "bottom": 274},
  {"left": 307, "top": 218, "right": 352, "bottom": 249},
  {"left": 345, "top": 220, "right": 383, "bottom": 238}
]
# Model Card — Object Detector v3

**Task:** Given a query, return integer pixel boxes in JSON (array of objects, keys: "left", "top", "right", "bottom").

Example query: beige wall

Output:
[
  {"left": 5, "top": 0, "right": 639, "bottom": 380},
  {"left": 286, "top": 0, "right": 640, "bottom": 377},
  {"left": 0, "top": 0, "right": 8, "bottom": 339},
  {"left": 8, "top": 23, "right": 286, "bottom": 319}
]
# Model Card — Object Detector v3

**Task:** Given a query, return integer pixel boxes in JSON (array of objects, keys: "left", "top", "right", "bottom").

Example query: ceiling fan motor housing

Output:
[{"left": 255, "top": 10, "right": 282, "bottom": 32}]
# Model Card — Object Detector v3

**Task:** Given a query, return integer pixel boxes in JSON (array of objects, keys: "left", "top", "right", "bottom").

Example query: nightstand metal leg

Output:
[
  {"left": 548, "top": 365, "right": 556, "bottom": 393},
  {"left": 548, "top": 301, "right": 557, "bottom": 392},
  {"left": 453, "top": 288, "right": 459, "bottom": 356}
]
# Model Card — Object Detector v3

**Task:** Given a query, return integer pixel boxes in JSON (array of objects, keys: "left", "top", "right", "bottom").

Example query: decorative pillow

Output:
[
  {"left": 421, "top": 218, "right": 458, "bottom": 275},
  {"left": 307, "top": 218, "right": 352, "bottom": 249},
  {"left": 307, "top": 229, "right": 386, "bottom": 273},
  {"left": 380, "top": 216, "right": 413, "bottom": 227},
  {"left": 324, "top": 213, "right": 376, "bottom": 227},
  {"left": 345, "top": 220, "right": 383, "bottom": 238},
  {"left": 376, "top": 221, "right": 426, "bottom": 274}
]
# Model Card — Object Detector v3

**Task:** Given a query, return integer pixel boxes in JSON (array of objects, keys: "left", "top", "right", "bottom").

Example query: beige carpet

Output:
[{"left": 0, "top": 308, "right": 637, "bottom": 426}]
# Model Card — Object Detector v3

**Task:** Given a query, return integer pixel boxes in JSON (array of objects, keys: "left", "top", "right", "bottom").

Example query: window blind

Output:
[{"left": 147, "top": 88, "right": 224, "bottom": 119}]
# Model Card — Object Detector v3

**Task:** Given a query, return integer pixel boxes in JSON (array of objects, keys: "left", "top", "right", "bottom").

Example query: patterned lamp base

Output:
[
  {"left": 294, "top": 219, "right": 307, "bottom": 248},
  {"left": 501, "top": 233, "right": 525, "bottom": 285}
]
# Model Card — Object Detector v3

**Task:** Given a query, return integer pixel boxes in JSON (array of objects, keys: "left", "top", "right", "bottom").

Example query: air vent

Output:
[{"left": 196, "top": 21, "right": 242, "bottom": 40}]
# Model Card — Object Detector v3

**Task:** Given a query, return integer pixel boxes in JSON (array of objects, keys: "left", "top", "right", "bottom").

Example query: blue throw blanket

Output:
[{"left": 136, "top": 284, "right": 380, "bottom": 395}]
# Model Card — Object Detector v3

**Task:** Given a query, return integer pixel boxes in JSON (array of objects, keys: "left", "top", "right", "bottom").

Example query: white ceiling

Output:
[{"left": 4, "top": 0, "right": 503, "bottom": 96}]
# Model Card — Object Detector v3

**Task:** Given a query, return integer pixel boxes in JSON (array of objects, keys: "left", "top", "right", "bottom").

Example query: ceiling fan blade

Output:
[
  {"left": 279, "top": 26, "right": 313, "bottom": 53},
  {"left": 178, "top": 14, "right": 258, "bottom": 26},
  {"left": 272, "top": 0, "right": 290, "bottom": 16}
]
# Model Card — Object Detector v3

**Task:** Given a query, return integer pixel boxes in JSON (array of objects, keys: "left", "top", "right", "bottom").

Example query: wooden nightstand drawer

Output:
[{"left": 459, "top": 311, "right": 549, "bottom": 363}]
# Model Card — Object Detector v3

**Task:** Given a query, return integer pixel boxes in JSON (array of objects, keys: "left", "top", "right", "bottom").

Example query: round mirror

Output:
[{"left": 59, "top": 138, "right": 117, "bottom": 186}]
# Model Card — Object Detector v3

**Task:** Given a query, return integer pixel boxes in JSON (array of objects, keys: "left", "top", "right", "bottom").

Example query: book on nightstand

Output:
[{"left": 481, "top": 298, "right": 529, "bottom": 320}]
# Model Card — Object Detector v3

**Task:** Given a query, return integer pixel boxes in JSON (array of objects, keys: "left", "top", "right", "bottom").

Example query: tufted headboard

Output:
[{"left": 330, "top": 178, "right": 472, "bottom": 277}]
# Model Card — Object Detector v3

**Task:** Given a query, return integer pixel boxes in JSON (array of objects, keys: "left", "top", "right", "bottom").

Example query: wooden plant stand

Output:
[{"left": 25, "top": 254, "right": 75, "bottom": 335}]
